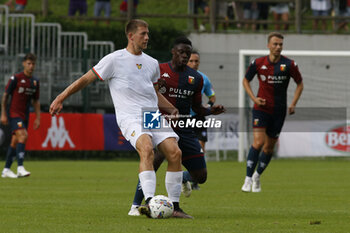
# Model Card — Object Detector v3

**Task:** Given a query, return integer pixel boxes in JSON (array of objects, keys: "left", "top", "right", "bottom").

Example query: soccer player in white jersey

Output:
[{"left": 50, "top": 19, "right": 188, "bottom": 218}]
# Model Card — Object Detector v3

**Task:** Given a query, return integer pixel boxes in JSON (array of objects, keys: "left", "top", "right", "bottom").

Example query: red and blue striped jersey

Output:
[
  {"left": 5, "top": 72, "right": 40, "bottom": 120},
  {"left": 245, "top": 55, "right": 302, "bottom": 114},
  {"left": 158, "top": 62, "right": 204, "bottom": 117}
]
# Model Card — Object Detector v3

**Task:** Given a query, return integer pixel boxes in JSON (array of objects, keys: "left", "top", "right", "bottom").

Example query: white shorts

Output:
[
  {"left": 270, "top": 4, "right": 289, "bottom": 14},
  {"left": 119, "top": 117, "right": 179, "bottom": 149}
]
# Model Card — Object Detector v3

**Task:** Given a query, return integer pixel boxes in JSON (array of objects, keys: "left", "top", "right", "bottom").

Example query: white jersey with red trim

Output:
[{"left": 92, "top": 48, "right": 160, "bottom": 125}]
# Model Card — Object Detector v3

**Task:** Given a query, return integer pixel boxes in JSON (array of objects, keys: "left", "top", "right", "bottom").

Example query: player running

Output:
[
  {"left": 128, "top": 37, "right": 225, "bottom": 218},
  {"left": 50, "top": 19, "right": 187, "bottom": 217},
  {"left": 1, "top": 53, "right": 40, "bottom": 178},
  {"left": 241, "top": 32, "right": 304, "bottom": 192}
]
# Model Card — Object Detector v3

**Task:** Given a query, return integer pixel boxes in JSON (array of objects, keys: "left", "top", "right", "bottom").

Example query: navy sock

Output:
[
  {"left": 16, "top": 143, "right": 26, "bottom": 166},
  {"left": 256, "top": 151, "right": 272, "bottom": 175},
  {"left": 246, "top": 146, "right": 260, "bottom": 177},
  {"left": 132, "top": 179, "right": 145, "bottom": 206},
  {"left": 5, "top": 147, "right": 16, "bottom": 169},
  {"left": 182, "top": 171, "right": 193, "bottom": 183}
]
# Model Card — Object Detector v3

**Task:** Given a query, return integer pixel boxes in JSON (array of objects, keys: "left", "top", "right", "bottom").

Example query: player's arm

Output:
[
  {"left": 50, "top": 70, "right": 97, "bottom": 116},
  {"left": 0, "top": 92, "right": 9, "bottom": 125},
  {"left": 32, "top": 99, "right": 40, "bottom": 130},
  {"left": 243, "top": 78, "right": 266, "bottom": 106},
  {"left": 207, "top": 95, "right": 216, "bottom": 107},
  {"left": 203, "top": 77, "right": 216, "bottom": 106},
  {"left": 1, "top": 76, "right": 16, "bottom": 125},
  {"left": 154, "top": 84, "right": 179, "bottom": 118},
  {"left": 288, "top": 81, "right": 303, "bottom": 115},
  {"left": 192, "top": 80, "right": 224, "bottom": 116}
]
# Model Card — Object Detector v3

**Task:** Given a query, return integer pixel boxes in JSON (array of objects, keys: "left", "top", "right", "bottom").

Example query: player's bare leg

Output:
[
  {"left": 135, "top": 134, "right": 156, "bottom": 212},
  {"left": 158, "top": 138, "right": 192, "bottom": 219}
]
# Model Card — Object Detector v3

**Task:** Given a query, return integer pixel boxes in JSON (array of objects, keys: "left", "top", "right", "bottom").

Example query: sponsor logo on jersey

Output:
[
  {"left": 162, "top": 73, "right": 170, "bottom": 78},
  {"left": 325, "top": 125, "right": 350, "bottom": 152},
  {"left": 188, "top": 76, "right": 195, "bottom": 84},
  {"left": 136, "top": 64, "right": 142, "bottom": 69},
  {"left": 21, "top": 79, "right": 26, "bottom": 83},
  {"left": 280, "top": 64, "right": 286, "bottom": 71},
  {"left": 261, "top": 65, "right": 267, "bottom": 70},
  {"left": 260, "top": 75, "right": 288, "bottom": 84},
  {"left": 168, "top": 87, "right": 194, "bottom": 97}
]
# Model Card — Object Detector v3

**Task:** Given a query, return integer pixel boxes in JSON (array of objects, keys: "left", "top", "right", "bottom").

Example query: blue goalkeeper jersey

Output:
[{"left": 190, "top": 70, "right": 215, "bottom": 116}]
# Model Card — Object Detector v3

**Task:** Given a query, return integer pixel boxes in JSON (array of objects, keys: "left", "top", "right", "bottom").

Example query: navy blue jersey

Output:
[{"left": 245, "top": 55, "right": 302, "bottom": 114}]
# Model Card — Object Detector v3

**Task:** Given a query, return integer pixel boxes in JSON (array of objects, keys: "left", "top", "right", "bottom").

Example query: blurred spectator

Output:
[
  {"left": 232, "top": 1, "right": 244, "bottom": 29},
  {"left": 191, "top": 0, "right": 209, "bottom": 31},
  {"left": 5, "top": 0, "right": 27, "bottom": 11},
  {"left": 120, "top": 0, "right": 139, "bottom": 17},
  {"left": 216, "top": 0, "right": 229, "bottom": 30},
  {"left": 270, "top": 3, "right": 290, "bottom": 30},
  {"left": 311, "top": 0, "right": 331, "bottom": 30},
  {"left": 257, "top": 3, "right": 270, "bottom": 31},
  {"left": 68, "top": 0, "right": 87, "bottom": 16},
  {"left": 334, "top": 0, "right": 350, "bottom": 31},
  {"left": 94, "top": 0, "right": 111, "bottom": 18},
  {"left": 243, "top": 2, "right": 259, "bottom": 31}
]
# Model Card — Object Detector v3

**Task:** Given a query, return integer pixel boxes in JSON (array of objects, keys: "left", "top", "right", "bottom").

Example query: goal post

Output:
[{"left": 238, "top": 50, "right": 350, "bottom": 162}]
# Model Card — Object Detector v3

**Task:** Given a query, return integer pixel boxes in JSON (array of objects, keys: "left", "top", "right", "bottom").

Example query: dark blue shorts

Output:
[
  {"left": 68, "top": 2, "right": 87, "bottom": 16},
  {"left": 176, "top": 129, "right": 206, "bottom": 171},
  {"left": 9, "top": 117, "right": 28, "bottom": 134},
  {"left": 252, "top": 109, "right": 286, "bottom": 138},
  {"left": 192, "top": 115, "right": 208, "bottom": 142}
]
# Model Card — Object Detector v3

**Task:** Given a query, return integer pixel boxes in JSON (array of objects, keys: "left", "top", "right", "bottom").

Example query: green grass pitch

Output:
[{"left": 0, "top": 159, "right": 349, "bottom": 233}]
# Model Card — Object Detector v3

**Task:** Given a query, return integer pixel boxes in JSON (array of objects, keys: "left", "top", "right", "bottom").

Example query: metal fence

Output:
[{"left": 0, "top": 5, "right": 115, "bottom": 109}]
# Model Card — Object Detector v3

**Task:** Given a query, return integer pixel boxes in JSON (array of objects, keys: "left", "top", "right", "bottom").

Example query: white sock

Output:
[
  {"left": 139, "top": 170, "right": 156, "bottom": 201},
  {"left": 165, "top": 171, "right": 183, "bottom": 203}
]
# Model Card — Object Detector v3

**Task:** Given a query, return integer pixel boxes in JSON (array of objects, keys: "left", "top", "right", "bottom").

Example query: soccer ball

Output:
[{"left": 149, "top": 195, "right": 174, "bottom": 219}]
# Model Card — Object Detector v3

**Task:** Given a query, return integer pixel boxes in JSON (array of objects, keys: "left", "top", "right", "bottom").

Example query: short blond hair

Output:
[
  {"left": 268, "top": 32, "right": 284, "bottom": 43},
  {"left": 125, "top": 19, "right": 148, "bottom": 36}
]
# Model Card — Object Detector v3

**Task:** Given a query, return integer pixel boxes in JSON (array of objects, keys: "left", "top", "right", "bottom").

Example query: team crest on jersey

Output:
[
  {"left": 21, "top": 79, "right": 26, "bottom": 83},
  {"left": 131, "top": 131, "right": 135, "bottom": 137},
  {"left": 280, "top": 64, "right": 286, "bottom": 71},
  {"left": 33, "top": 80, "right": 37, "bottom": 86},
  {"left": 188, "top": 76, "right": 195, "bottom": 84},
  {"left": 254, "top": 118, "right": 259, "bottom": 126},
  {"left": 136, "top": 64, "right": 142, "bottom": 69},
  {"left": 17, "top": 121, "right": 23, "bottom": 128}
]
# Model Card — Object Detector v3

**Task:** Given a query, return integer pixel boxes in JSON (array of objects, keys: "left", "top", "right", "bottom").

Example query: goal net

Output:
[{"left": 238, "top": 50, "right": 350, "bottom": 162}]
